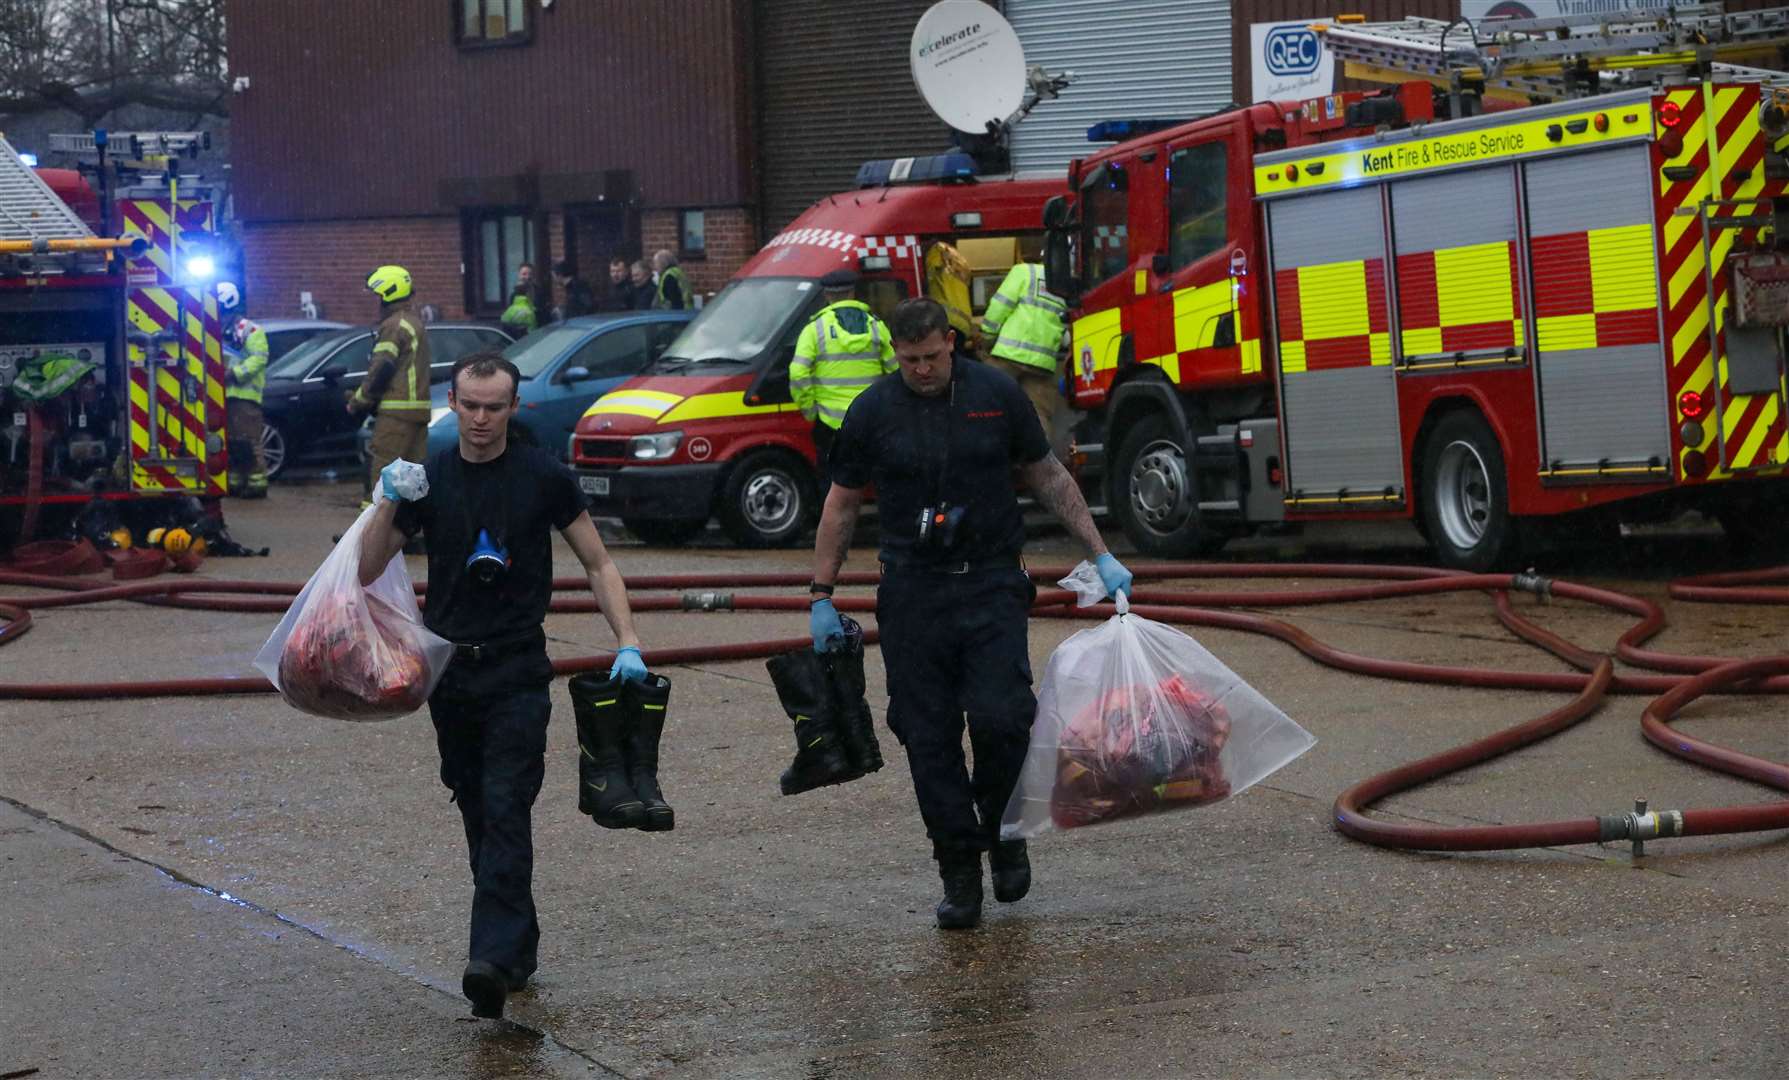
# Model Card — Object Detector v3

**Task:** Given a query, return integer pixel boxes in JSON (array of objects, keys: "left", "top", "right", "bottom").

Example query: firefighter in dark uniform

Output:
[{"left": 807, "top": 297, "right": 1133, "bottom": 930}]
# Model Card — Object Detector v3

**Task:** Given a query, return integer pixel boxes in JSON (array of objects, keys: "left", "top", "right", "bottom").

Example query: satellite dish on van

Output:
[{"left": 910, "top": 0, "right": 1027, "bottom": 134}]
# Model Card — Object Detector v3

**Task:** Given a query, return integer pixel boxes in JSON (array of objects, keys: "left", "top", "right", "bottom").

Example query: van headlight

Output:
[
  {"left": 629, "top": 430, "right": 683, "bottom": 460},
  {"left": 429, "top": 406, "right": 452, "bottom": 427}
]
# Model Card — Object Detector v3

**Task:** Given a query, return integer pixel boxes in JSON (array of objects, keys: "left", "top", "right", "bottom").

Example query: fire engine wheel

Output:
[
  {"left": 1111, "top": 414, "right": 1227, "bottom": 558},
  {"left": 259, "top": 423, "right": 287, "bottom": 480},
  {"left": 719, "top": 450, "right": 816, "bottom": 548},
  {"left": 624, "top": 518, "right": 707, "bottom": 546},
  {"left": 1418, "top": 410, "right": 1520, "bottom": 572}
]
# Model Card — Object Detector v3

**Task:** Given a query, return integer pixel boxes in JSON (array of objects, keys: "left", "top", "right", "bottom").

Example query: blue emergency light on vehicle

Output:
[
  {"left": 1086, "top": 119, "right": 1189, "bottom": 143},
  {"left": 855, "top": 152, "right": 978, "bottom": 188}
]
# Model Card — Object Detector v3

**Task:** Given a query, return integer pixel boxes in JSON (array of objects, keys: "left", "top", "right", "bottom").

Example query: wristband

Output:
[{"left": 808, "top": 581, "right": 835, "bottom": 597}]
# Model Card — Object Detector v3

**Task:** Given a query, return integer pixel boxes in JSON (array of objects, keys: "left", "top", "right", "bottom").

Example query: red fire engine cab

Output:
[
  {"left": 570, "top": 156, "right": 1058, "bottom": 546},
  {"left": 1052, "top": 9, "right": 1789, "bottom": 568}
]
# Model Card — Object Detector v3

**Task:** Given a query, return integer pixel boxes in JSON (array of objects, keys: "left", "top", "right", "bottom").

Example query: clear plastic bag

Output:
[
  {"left": 1001, "top": 589, "right": 1316, "bottom": 839},
  {"left": 253, "top": 503, "right": 451, "bottom": 720}
]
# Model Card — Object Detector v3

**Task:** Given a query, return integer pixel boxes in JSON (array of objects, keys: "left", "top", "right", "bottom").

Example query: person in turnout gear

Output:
[
  {"left": 568, "top": 669, "right": 675, "bottom": 831},
  {"left": 357, "top": 350, "right": 649, "bottom": 1021},
  {"left": 790, "top": 268, "right": 896, "bottom": 481},
  {"left": 351, "top": 265, "right": 432, "bottom": 510},
  {"left": 808, "top": 297, "right": 1131, "bottom": 931},
  {"left": 218, "top": 283, "right": 270, "bottom": 498},
  {"left": 979, "top": 260, "right": 1069, "bottom": 454}
]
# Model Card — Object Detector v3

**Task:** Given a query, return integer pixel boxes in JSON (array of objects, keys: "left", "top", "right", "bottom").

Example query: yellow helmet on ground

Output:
[
  {"left": 146, "top": 527, "right": 166, "bottom": 547},
  {"left": 365, "top": 265, "right": 413, "bottom": 303},
  {"left": 161, "top": 527, "right": 193, "bottom": 555},
  {"left": 109, "top": 527, "right": 133, "bottom": 550}
]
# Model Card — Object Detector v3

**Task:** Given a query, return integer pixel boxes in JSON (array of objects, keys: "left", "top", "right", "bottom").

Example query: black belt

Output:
[
  {"left": 880, "top": 554, "right": 1022, "bottom": 576},
  {"left": 449, "top": 627, "right": 545, "bottom": 664}
]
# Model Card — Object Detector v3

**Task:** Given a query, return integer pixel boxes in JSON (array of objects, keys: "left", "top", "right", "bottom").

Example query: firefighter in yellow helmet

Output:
[
  {"left": 218, "top": 281, "right": 270, "bottom": 498},
  {"left": 350, "top": 265, "right": 433, "bottom": 509},
  {"left": 790, "top": 269, "right": 896, "bottom": 479}
]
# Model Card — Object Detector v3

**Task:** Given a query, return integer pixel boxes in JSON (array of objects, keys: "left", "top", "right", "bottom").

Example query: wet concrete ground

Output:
[{"left": 3, "top": 481, "right": 1786, "bottom": 1078}]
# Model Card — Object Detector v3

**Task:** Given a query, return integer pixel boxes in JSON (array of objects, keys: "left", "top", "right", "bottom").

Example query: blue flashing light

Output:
[
  {"left": 855, "top": 152, "right": 979, "bottom": 188},
  {"left": 18, "top": 152, "right": 37, "bottom": 167},
  {"left": 185, "top": 254, "right": 216, "bottom": 281},
  {"left": 1086, "top": 119, "right": 1190, "bottom": 143}
]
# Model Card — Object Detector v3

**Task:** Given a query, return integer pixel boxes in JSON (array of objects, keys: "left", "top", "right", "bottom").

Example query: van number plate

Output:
[{"left": 579, "top": 475, "right": 609, "bottom": 496}]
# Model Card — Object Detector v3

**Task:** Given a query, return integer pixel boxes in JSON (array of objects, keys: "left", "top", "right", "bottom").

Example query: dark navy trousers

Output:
[
  {"left": 428, "top": 649, "right": 552, "bottom": 986},
  {"left": 876, "top": 566, "right": 1038, "bottom": 862}
]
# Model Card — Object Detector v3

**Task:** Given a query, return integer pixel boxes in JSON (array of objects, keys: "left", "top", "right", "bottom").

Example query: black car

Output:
[
  {"left": 258, "top": 322, "right": 512, "bottom": 478},
  {"left": 223, "top": 318, "right": 350, "bottom": 366}
]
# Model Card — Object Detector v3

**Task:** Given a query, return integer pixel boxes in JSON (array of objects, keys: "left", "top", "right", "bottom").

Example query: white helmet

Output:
[{"left": 216, "top": 281, "right": 241, "bottom": 311}]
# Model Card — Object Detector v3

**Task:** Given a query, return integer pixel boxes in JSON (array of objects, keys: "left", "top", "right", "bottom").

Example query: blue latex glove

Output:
[
  {"left": 609, "top": 645, "right": 647, "bottom": 683},
  {"left": 1095, "top": 552, "right": 1133, "bottom": 601},
  {"left": 379, "top": 459, "right": 419, "bottom": 502},
  {"left": 810, "top": 598, "right": 846, "bottom": 653}
]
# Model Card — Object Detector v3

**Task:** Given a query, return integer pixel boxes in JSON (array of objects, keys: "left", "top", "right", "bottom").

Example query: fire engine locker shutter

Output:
[
  {"left": 756, "top": 0, "right": 957, "bottom": 234},
  {"left": 1268, "top": 185, "right": 1404, "bottom": 501},
  {"left": 1004, "top": 0, "right": 1232, "bottom": 177},
  {"left": 1523, "top": 145, "right": 1668, "bottom": 470},
  {"left": 1389, "top": 165, "right": 1519, "bottom": 363}
]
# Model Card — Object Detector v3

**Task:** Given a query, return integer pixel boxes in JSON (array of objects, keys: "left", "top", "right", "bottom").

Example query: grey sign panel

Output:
[
  {"left": 1282, "top": 365, "right": 1403, "bottom": 495},
  {"left": 1391, "top": 166, "right": 1516, "bottom": 254},
  {"left": 1267, "top": 185, "right": 1384, "bottom": 269},
  {"left": 1536, "top": 344, "right": 1669, "bottom": 466},
  {"left": 1523, "top": 145, "right": 1653, "bottom": 236}
]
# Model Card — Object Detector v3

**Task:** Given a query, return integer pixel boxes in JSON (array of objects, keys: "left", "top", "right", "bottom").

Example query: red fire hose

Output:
[{"left": 1, "top": 561, "right": 1785, "bottom": 855}]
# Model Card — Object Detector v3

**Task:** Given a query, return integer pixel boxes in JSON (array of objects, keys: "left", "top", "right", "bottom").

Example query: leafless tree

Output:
[{"left": 0, "top": 0, "right": 226, "bottom": 125}]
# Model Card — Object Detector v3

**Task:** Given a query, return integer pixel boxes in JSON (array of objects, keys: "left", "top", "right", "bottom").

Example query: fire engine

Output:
[
  {"left": 1, "top": 130, "right": 230, "bottom": 551},
  {"left": 1050, "top": 5, "right": 1789, "bottom": 569},
  {"left": 570, "top": 163, "right": 1059, "bottom": 546}
]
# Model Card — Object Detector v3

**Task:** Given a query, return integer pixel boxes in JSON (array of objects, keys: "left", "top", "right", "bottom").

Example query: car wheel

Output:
[
  {"left": 1418, "top": 409, "right": 1521, "bottom": 571},
  {"left": 260, "top": 421, "right": 288, "bottom": 480},
  {"left": 624, "top": 517, "right": 707, "bottom": 546},
  {"left": 1109, "top": 413, "right": 1227, "bottom": 558},
  {"left": 718, "top": 450, "right": 816, "bottom": 548}
]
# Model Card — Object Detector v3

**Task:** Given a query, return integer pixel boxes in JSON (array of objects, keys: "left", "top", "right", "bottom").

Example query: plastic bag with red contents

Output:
[
  {"left": 1001, "top": 589, "right": 1314, "bottom": 838},
  {"left": 253, "top": 502, "right": 451, "bottom": 720}
]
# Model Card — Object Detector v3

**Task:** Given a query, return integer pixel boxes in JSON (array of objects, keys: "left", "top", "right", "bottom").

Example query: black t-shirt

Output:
[
  {"left": 831, "top": 358, "right": 1051, "bottom": 567},
  {"left": 393, "top": 444, "right": 588, "bottom": 643}
]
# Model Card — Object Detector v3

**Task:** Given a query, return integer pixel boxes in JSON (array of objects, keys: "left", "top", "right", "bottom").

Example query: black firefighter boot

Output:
[
  {"left": 568, "top": 672, "right": 646, "bottom": 829},
  {"left": 935, "top": 852, "right": 984, "bottom": 931},
  {"left": 824, "top": 615, "right": 885, "bottom": 777},
  {"left": 625, "top": 673, "right": 675, "bottom": 831},
  {"left": 766, "top": 648, "right": 858, "bottom": 796}
]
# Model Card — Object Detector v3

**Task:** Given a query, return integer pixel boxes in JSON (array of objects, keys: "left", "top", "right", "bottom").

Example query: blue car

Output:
[{"left": 424, "top": 312, "right": 693, "bottom": 460}]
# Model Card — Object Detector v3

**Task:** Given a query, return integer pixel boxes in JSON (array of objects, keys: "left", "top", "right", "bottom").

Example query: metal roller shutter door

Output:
[
  {"left": 1005, "top": 0, "right": 1232, "bottom": 177},
  {"left": 756, "top": 0, "right": 964, "bottom": 234},
  {"left": 1523, "top": 146, "right": 1669, "bottom": 469},
  {"left": 1268, "top": 185, "right": 1404, "bottom": 499}
]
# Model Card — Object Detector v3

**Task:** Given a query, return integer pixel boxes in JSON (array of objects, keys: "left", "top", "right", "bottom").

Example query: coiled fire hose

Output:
[{"left": 1, "top": 562, "right": 1784, "bottom": 855}]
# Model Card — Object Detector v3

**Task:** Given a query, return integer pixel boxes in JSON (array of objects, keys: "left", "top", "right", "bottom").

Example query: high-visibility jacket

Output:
[
  {"left": 225, "top": 322, "right": 269, "bottom": 404},
  {"left": 353, "top": 302, "right": 431, "bottom": 417},
  {"left": 980, "top": 263, "right": 1066, "bottom": 372},
  {"left": 501, "top": 291, "right": 537, "bottom": 336},
  {"left": 790, "top": 300, "right": 896, "bottom": 430},
  {"left": 655, "top": 264, "right": 688, "bottom": 309},
  {"left": 925, "top": 242, "right": 976, "bottom": 341}
]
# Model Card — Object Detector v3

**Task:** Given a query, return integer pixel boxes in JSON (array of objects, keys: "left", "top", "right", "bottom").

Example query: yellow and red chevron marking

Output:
[
  {"left": 1273, "top": 258, "right": 1390, "bottom": 374},
  {"left": 1658, "top": 83, "right": 1787, "bottom": 477},
  {"left": 121, "top": 195, "right": 228, "bottom": 494},
  {"left": 1396, "top": 240, "right": 1524, "bottom": 358}
]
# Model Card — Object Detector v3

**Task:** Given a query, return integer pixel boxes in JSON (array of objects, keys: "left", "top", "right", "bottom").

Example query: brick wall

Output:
[
  {"left": 240, "top": 217, "right": 467, "bottom": 325},
  {"left": 641, "top": 207, "right": 757, "bottom": 304}
]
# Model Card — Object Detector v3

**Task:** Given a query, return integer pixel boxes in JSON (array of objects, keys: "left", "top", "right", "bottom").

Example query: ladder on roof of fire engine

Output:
[
  {"left": 0, "top": 132, "right": 95, "bottom": 244},
  {"left": 1318, "top": 3, "right": 1789, "bottom": 101},
  {"left": 46, "top": 131, "right": 210, "bottom": 160}
]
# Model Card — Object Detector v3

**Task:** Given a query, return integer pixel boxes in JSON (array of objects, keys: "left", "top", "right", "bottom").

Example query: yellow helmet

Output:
[
  {"left": 109, "top": 527, "right": 133, "bottom": 550},
  {"left": 161, "top": 527, "right": 193, "bottom": 555},
  {"left": 365, "top": 265, "right": 413, "bottom": 303},
  {"left": 146, "top": 527, "right": 166, "bottom": 547}
]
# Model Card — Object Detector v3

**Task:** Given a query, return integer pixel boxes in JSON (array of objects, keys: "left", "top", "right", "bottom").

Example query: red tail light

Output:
[
  {"left": 1658, "top": 129, "right": 1685, "bottom": 159},
  {"left": 1682, "top": 449, "right": 1709, "bottom": 478},
  {"left": 1659, "top": 100, "right": 1684, "bottom": 128},
  {"left": 1678, "top": 389, "right": 1707, "bottom": 419}
]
